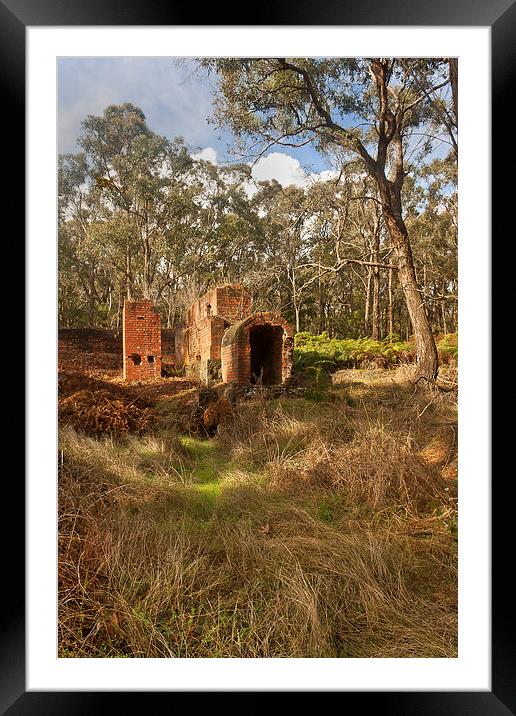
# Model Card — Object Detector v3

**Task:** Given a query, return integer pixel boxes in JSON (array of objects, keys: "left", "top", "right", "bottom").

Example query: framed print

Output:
[{"left": 10, "top": 0, "right": 510, "bottom": 711}]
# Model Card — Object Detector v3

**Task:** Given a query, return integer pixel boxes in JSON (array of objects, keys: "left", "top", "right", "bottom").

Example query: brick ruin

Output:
[
  {"left": 174, "top": 285, "right": 293, "bottom": 385},
  {"left": 123, "top": 299, "right": 161, "bottom": 380},
  {"left": 123, "top": 286, "right": 293, "bottom": 386},
  {"left": 221, "top": 312, "right": 294, "bottom": 386},
  {"left": 174, "top": 284, "right": 248, "bottom": 383}
]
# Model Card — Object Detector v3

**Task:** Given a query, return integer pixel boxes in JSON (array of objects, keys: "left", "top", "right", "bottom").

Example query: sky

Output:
[{"left": 57, "top": 57, "right": 334, "bottom": 189}]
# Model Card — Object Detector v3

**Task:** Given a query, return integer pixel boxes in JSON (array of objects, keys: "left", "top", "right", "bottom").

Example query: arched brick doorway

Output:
[{"left": 221, "top": 312, "right": 294, "bottom": 385}]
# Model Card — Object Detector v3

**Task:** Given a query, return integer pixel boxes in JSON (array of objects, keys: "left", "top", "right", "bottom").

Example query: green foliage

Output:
[
  {"left": 294, "top": 332, "right": 458, "bottom": 373},
  {"left": 294, "top": 332, "right": 414, "bottom": 373},
  {"left": 58, "top": 93, "right": 457, "bottom": 345},
  {"left": 436, "top": 332, "right": 458, "bottom": 359}
]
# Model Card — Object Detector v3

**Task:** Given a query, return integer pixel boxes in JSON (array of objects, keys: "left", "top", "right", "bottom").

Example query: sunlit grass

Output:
[{"left": 59, "top": 367, "right": 457, "bottom": 659}]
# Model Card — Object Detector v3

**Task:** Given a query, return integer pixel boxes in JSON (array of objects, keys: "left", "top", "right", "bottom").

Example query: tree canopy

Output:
[{"left": 58, "top": 72, "right": 457, "bottom": 372}]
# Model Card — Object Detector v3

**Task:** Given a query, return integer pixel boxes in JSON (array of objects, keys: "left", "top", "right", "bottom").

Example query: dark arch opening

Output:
[{"left": 249, "top": 325, "right": 283, "bottom": 385}]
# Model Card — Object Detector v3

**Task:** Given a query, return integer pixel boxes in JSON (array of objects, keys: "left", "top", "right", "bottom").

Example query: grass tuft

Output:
[{"left": 59, "top": 364, "right": 457, "bottom": 658}]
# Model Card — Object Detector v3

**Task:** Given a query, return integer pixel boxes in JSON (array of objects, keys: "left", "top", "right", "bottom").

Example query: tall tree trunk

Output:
[
  {"left": 371, "top": 268, "right": 380, "bottom": 340},
  {"left": 166, "top": 288, "right": 173, "bottom": 329},
  {"left": 369, "top": 60, "right": 438, "bottom": 382},
  {"left": 143, "top": 234, "right": 151, "bottom": 299},
  {"left": 107, "top": 285, "right": 113, "bottom": 328},
  {"left": 116, "top": 283, "right": 124, "bottom": 333},
  {"left": 449, "top": 58, "right": 458, "bottom": 127},
  {"left": 290, "top": 268, "right": 301, "bottom": 333},
  {"left": 388, "top": 266, "right": 394, "bottom": 338},
  {"left": 371, "top": 230, "right": 381, "bottom": 340},
  {"left": 364, "top": 264, "right": 372, "bottom": 336},
  {"left": 125, "top": 240, "right": 132, "bottom": 301},
  {"left": 380, "top": 197, "right": 438, "bottom": 381},
  {"left": 318, "top": 280, "right": 326, "bottom": 334},
  {"left": 294, "top": 304, "right": 300, "bottom": 333},
  {"left": 317, "top": 246, "right": 325, "bottom": 334},
  {"left": 441, "top": 279, "right": 448, "bottom": 334},
  {"left": 87, "top": 269, "right": 96, "bottom": 327}
]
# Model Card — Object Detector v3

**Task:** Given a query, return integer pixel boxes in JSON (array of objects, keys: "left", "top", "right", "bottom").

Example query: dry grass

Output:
[
  {"left": 58, "top": 363, "right": 457, "bottom": 659},
  {"left": 59, "top": 451, "right": 456, "bottom": 658}
]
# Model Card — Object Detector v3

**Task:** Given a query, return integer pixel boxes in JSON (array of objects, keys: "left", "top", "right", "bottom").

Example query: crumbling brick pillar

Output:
[{"left": 123, "top": 299, "right": 161, "bottom": 380}]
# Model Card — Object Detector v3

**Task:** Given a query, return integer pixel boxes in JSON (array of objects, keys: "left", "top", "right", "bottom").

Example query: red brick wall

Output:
[
  {"left": 186, "top": 285, "right": 251, "bottom": 328},
  {"left": 174, "top": 323, "right": 186, "bottom": 367},
  {"left": 174, "top": 287, "right": 293, "bottom": 386},
  {"left": 221, "top": 312, "right": 294, "bottom": 385},
  {"left": 212, "top": 285, "right": 252, "bottom": 322},
  {"left": 177, "top": 285, "right": 250, "bottom": 369},
  {"left": 187, "top": 317, "right": 212, "bottom": 363},
  {"left": 123, "top": 300, "right": 161, "bottom": 380},
  {"left": 209, "top": 317, "right": 228, "bottom": 360},
  {"left": 221, "top": 326, "right": 249, "bottom": 385}
]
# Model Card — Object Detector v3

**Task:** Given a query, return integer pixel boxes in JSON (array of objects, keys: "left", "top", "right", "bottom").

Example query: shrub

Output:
[
  {"left": 437, "top": 333, "right": 458, "bottom": 361},
  {"left": 294, "top": 332, "right": 458, "bottom": 373},
  {"left": 293, "top": 333, "right": 413, "bottom": 373}
]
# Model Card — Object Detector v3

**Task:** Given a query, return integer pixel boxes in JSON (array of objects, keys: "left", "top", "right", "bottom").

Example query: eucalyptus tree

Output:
[
  {"left": 186, "top": 158, "right": 264, "bottom": 288},
  {"left": 303, "top": 172, "right": 394, "bottom": 339},
  {"left": 59, "top": 102, "right": 267, "bottom": 327},
  {"left": 157, "top": 157, "right": 264, "bottom": 312},
  {"left": 399, "top": 59, "right": 458, "bottom": 161},
  {"left": 58, "top": 152, "right": 114, "bottom": 326},
  {"left": 250, "top": 182, "right": 316, "bottom": 331},
  {"left": 201, "top": 58, "right": 456, "bottom": 381},
  {"left": 406, "top": 156, "right": 458, "bottom": 334},
  {"left": 78, "top": 103, "right": 193, "bottom": 300}
]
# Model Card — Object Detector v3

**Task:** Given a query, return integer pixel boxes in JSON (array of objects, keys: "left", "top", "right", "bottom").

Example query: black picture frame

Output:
[{"left": 11, "top": 0, "right": 508, "bottom": 711}]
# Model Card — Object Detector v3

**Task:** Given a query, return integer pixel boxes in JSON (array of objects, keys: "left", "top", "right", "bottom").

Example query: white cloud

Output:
[
  {"left": 250, "top": 152, "right": 338, "bottom": 190},
  {"left": 187, "top": 150, "right": 323, "bottom": 198},
  {"left": 191, "top": 147, "right": 218, "bottom": 164},
  {"left": 251, "top": 152, "right": 307, "bottom": 188},
  {"left": 313, "top": 169, "right": 338, "bottom": 183}
]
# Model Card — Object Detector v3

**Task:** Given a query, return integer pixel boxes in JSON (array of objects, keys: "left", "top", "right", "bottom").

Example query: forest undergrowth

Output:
[{"left": 58, "top": 335, "right": 458, "bottom": 658}]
